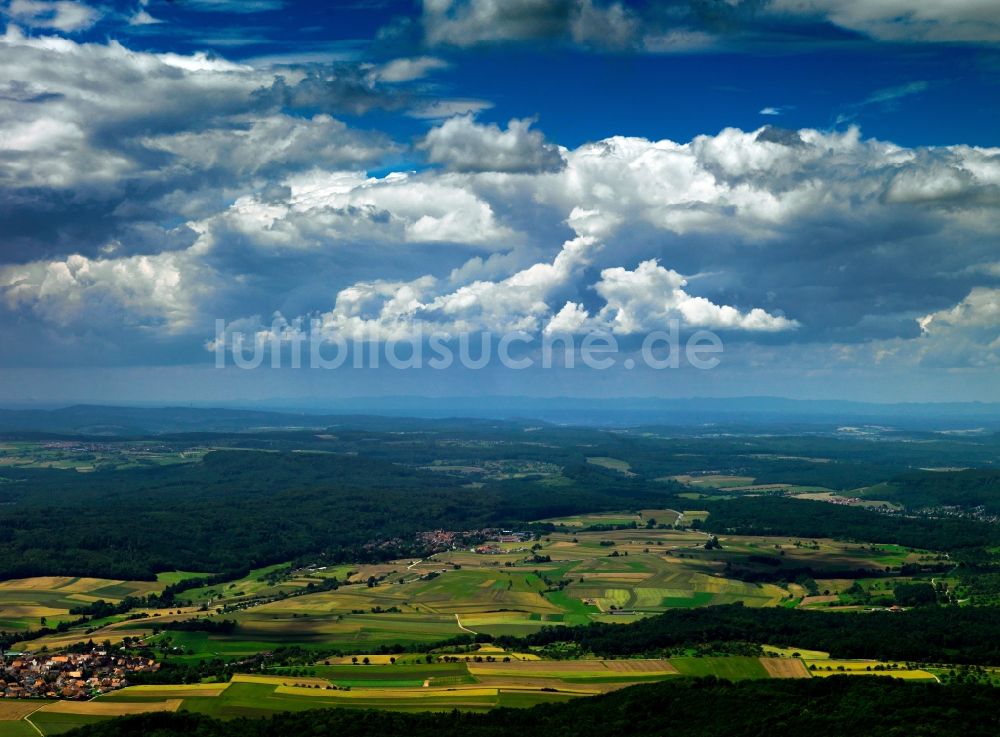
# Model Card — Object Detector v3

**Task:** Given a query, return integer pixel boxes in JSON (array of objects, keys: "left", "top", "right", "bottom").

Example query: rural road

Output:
[{"left": 454, "top": 613, "right": 477, "bottom": 635}]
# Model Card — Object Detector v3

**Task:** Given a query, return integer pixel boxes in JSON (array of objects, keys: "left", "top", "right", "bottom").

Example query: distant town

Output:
[{"left": 1, "top": 646, "right": 158, "bottom": 700}]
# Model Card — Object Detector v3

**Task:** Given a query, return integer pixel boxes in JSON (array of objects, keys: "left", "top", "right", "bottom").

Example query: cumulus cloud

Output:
[
  {"left": 911, "top": 288, "right": 1000, "bottom": 367},
  {"left": 593, "top": 260, "right": 798, "bottom": 334},
  {"left": 422, "top": 0, "right": 646, "bottom": 50},
  {"left": 5, "top": 0, "right": 99, "bottom": 32},
  {"left": 417, "top": 0, "right": 1000, "bottom": 53},
  {"left": 193, "top": 168, "right": 515, "bottom": 255},
  {"left": 406, "top": 98, "right": 494, "bottom": 119},
  {"left": 768, "top": 0, "right": 1000, "bottom": 43},
  {"left": 920, "top": 287, "right": 1000, "bottom": 334},
  {"left": 0, "top": 20, "right": 997, "bottom": 377},
  {"left": 246, "top": 235, "right": 795, "bottom": 347},
  {"left": 0, "top": 29, "right": 415, "bottom": 264},
  {"left": 141, "top": 114, "right": 396, "bottom": 179},
  {"left": 372, "top": 56, "right": 449, "bottom": 83},
  {"left": 0, "top": 251, "right": 210, "bottom": 332},
  {"left": 419, "top": 115, "right": 566, "bottom": 173}
]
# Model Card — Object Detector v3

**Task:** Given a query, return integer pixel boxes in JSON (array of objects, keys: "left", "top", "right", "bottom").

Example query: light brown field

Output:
[
  {"left": 474, "top": 676, "right": 607, "bottom": 693},
  {"left": 115, "top": 684, "right": 229, "bottom": 698},
  {"left": 604, "top": 659, "right": 679, "bottom": 674},
  {"left": 468, "top": 659, "right": 678, "bottom": 677},
  {"left": 232, "top": 674, "right": 331, "bottom": 687},
  {"left": 759, "top": 658, "right": 810, "bottom": 679},
  {"left": 800, "top": 595, "right": 839, "bottom": 606},
  {"left": 274, "top": 685, "right": 500, "bottom": 699},
  {"left": 0, "top": 701, "right": 48, "bottom": 719},
  {"left": 37, "top": 699, "right": 182, "bottom": 715},
  {"left": 0, "top": 605, "right": 66, "bottom": 617}
]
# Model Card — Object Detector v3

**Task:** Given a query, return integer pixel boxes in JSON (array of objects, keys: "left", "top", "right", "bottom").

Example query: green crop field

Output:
[
  {"left": 670, "top": 657, "right": 771, "bottom": 680},
  {"left": 0, "top": 649, "right": 848, "bottom": 735},
  {"left": 13, "top": 522, "right": 923, "bottom": 654}
]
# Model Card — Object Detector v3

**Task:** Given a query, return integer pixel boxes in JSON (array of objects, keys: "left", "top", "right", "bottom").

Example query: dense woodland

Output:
[
  {"left": 874, "top": 469, "right": 1000, "bottom": 515},
  {"left": 62, "top": 678, "right": 1000, "bottom": 737},
  {"left": 499, "top": 603, "right": 1000, "bottom": 664},
  {"left": 699, "top": 495, "right": 1000, "bottom": 551},
  {"left": 0, "top": 420, "right": 998, "bottom": 579},
  {"left": 0, "top": 449, "right": 682, "bottom": 579}
]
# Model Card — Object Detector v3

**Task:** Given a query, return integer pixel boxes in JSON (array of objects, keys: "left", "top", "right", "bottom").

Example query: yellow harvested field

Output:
[
  {"left": 0, "top": 577, "right": 73, "bottom": 590},
  {"left": 38, "top": 699, "right": 182, "bottom": 716},
  {"left": 52, "top": 578, "right": 122, "bottom": 593},
  {"left": 800, "top": 595, "right": 839, "bottom": 606},
  {"left": 805, "top": 660, "right": 937, "bottom": 680},
  {"left": 474, "top": 677, "right": 606, "bottom": 693},
  {"left": 275, "top": 685, "right": 499, "bottom": 699},
  {"left": 469, "top": 659, "right": 677, "bottom": 677},
  {"left": 763, "top": 646, "right": 829, "bottom": 659},
  {"left": 114, "top": 684, "right": 229, "bottom": 697},
  {"left": 604, "top": 659, "right": 679, "bottom": 674},
  {"left": 0, "top": 701, "right": 48, "bottom": 719},
  {"left": 759, "top": 658, "right": 811, "bottom": 679},
  {"left": 232, "top": 674, "right": 331, "bottom": 687},
  {"left": 0, "top": 605, "right": 66, "bottom": 617},
  {"left": 325, "top": 654, "right": 401, "bottom": 665}
]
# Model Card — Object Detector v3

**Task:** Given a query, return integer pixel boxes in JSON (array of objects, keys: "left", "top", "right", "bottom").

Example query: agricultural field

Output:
[
  {"left": 668, "top": 474, "right": 835, "bottom": 499},
  {"left": 0, "top": 652, "right": 848, "bottom": 734},
  {"left": 804, "top": 659, "right": 938, "bottom": 682},
  {"left": 585, "top": 457, "right": 634, "bottom": 475},
  {"left": 12, "top": 523, "right": 941, "bottom": 655},
  {"left": 541, "top": 508, "right": 683, "bottom": 528},
  {"left": 0, "top": 441, "right": 206, "bottom": 473},
  {"left": 0, "top": 573, "right": 204, "bottom": 633},
  {"left": 419, "top": 459, "right": 562, "bottom": 481}
]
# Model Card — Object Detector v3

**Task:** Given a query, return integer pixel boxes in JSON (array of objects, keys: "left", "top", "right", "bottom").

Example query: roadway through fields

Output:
[{"left": 455, "top": 613, "right": 478, "bottom": 635}]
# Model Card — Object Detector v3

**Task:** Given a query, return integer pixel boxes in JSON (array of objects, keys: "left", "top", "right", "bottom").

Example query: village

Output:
[
  {"left": 0, "top": 646, "right": 158, "bottom": 700},
  {"left": 416, "top": 528, "right": 535, "bottom": 554}
]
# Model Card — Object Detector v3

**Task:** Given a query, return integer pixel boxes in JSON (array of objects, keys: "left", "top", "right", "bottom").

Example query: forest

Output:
[
  {"left": 500, "top": 602, "right": 1000, "bottom": 664},
  {"left": 60, "top": 677, "right": 1000, "bottom": 737}
]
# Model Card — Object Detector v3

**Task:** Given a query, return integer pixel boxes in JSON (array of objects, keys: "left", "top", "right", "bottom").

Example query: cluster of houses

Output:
[
  {"left": 0, "top": 648, "right": 159, "bottom": 699},
  {"left": 417, "top": 529, "right": 458, "bottom": 547},
  {"left": 473, "top": 530, "right": 534, "bottom": 555},
  {"left": 417, "top": 528, "right": 535, "bottom": 555}
]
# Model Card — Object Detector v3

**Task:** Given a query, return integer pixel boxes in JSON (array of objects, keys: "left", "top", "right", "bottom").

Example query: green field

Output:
[
  {"left": 0, "top": 652, "right": 848, "bottom": 734},
  {"left": 13, "top": 522, "right": 934, "bottom": 656},
  {"left": 670, "top": 656, "right": 770, "bottom": 680},
  {"left": 0, "top": 574, "right": 202, "bottom": 632}
]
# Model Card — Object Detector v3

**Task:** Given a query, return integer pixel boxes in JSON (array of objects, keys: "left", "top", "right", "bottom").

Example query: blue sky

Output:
[{"left": 0, "top": 0, "right": 998, "bottom": 404}]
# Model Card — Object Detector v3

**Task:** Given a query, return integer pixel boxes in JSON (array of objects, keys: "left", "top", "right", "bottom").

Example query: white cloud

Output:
[
  {"left": 768, "top": 0, "right": 1000, "bottom": 43},
  {"left": 420, "top": 115, "right": 565, "bottom": 173},
  {"left": 593, "top": 259, "right": 797, "bottom": 333},
  {"left": 0, "top": 251, "right": 209, "bottom": 331},
  {"left": 372, "top": 56, "right": 449, "bottom": 83},
  {"left": 422, "top": 0, "right": 647, "bottom": 50},
  {"left": 5, "top": 0, "right": 99, "bottom": 32},
  {"left": 142, "top": 114, "right": 395, "bottom": 178},
  {"left": 195, "top": 169, "right": 516, "bottom": 252},
  {"left": 0, "top": 23, "right": 995, "bottom": 377},
  {"left": 911, "top": 287, "right": 1000, "bottom": 367},
  {"left": 406, "top": 98, "right": 494, "bottom": 119},
  {"left": 920, "top": 287, "right": 1000, "bottom": 334},
  {"left": 0, "top": 29, "right": 272, "bottom": 189},
  {"left": 299, "top": 236, "right": 795, "bottom": 343}
]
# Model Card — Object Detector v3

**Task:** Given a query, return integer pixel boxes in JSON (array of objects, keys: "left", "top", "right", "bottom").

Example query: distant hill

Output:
[{"left": 1, "top": 397, "right": 998, "bottom": 434}]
